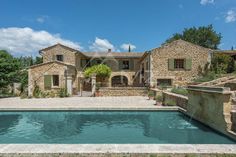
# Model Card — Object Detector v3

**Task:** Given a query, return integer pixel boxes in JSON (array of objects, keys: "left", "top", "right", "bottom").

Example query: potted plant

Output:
[
  {"left": 155, "top": 94, "right": 163, "bottom": 106},
  {"left": 148, "top": 90, "right": 155, "bottom": 100},
  {"left": 95, "top": 82, "right": 101, "bottom": 97}
]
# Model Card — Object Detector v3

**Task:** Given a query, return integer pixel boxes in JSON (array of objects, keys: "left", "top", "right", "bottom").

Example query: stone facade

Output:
[
  {"left": 28, "top": 62, "right": 76, "bottom": 96},
  {"left": 29, "top": 40, "right": 213, "bottom": 96},
  {"left": 149, "top": 40, "right": 212, "bottom": 87},
  {"left": 41, "top": 44, "right": 77, "bottom": 65}
]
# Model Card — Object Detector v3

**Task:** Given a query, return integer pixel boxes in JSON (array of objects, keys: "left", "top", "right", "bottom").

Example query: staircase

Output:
[{"left": 198, "top": 75, "right": 236, "bottom": 87}]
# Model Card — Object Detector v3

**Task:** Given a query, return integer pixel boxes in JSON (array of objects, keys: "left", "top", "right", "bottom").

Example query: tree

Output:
[
  {"left": 34, "top": 56, "right": 43, "bottom": 65},
  {"left": 84, "top": 64, "right": 111, "bottom": 79},
  {"left": 165, "top": 25, "right": 222, "bottom": 49},
  {"left": 0, "top": 50, "right": 20, "bottom": 90},
  {"left": 211, "top": 54, "right": 235, "bottom": 74},
  {"left": 128, "top": 45, "right": 131, "bottom": 52}
]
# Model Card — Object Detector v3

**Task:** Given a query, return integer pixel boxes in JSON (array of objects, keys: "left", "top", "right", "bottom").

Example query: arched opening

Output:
[{"left": 111, "top": 75, "right": 128, "bottom": 87}]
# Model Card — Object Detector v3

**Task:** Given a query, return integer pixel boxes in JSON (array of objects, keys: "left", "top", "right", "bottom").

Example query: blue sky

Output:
[{"left": 0, "top": 0, "right": 236, "bottom": 56}]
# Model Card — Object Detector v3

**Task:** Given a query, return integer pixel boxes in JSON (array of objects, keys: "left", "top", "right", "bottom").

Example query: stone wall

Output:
[
  {"left": 187, "top": 85, "right": 235, "bottom": 140},
  {"left": 98, "top": 87, "right": 147, "bottom": 96},
  {"left": 150, "top": 40, "right": 211, "bottom": 86},
  {"left": 163, "top": 91, "right": 188, "bottom": 109},
  {"left": 42, "top": 44, "right": 77, "bottom": 65},
  {"left": 231, "top": 111, "right": 236, "bottom": 132},
  {"left": 28, "top": 62, "right": 76, "bottom": 96}
]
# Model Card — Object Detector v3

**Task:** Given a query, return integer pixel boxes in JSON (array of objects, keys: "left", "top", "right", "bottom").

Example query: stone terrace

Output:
[{"left": 0, "top": 96, "right": 160, "bottom": 110}]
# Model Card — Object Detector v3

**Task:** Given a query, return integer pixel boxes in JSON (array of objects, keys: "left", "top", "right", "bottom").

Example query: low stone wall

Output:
[
  {"left": 163, "top": 91, "right": 188, "bottom": 110},
  {"left": 98, "top": 87, "right": 148, "bottom": 97},
  {"left": 187, "top": 85, "right": 235, "bottom": 140}
]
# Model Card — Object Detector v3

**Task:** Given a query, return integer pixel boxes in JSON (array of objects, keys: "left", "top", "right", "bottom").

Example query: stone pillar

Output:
[
  {"left": 66, "top": 75, "right": 73, "bottom": 95},
  {"left": 79, "top": 77, "right": 83, "bottom": 96},
  {"left": 91, "top": 75, "right": 96, "bottom": 96}
]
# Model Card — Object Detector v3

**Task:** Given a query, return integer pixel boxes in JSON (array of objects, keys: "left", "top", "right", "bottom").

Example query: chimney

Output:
[{"left": 108, "top": 49, "right": 112, "bottom": 53}]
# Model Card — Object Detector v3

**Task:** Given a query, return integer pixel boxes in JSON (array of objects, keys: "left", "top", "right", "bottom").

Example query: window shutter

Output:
[
  {"left": 129, "top": 59, "right": 134, "bottom": 70},
  {"left": 44, "top": 75, "right": 51, "bottom": 90},
  {"left": 168, "top": 59, "right": 174, "bottom": 70},
  {"left": 119, "top": 60, "right": 123, "bottom": 70},
  {"left": 185, "top": 58, "right": 192, "bottom": 70}
]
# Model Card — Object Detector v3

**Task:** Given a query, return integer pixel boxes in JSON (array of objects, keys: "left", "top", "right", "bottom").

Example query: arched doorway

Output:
[{"left": 111, "top": 75, "right": 128, "bottom": 87}]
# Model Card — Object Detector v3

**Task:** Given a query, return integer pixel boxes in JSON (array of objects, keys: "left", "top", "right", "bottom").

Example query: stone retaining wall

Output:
[
  {"left": 163, "top": 91, "right": 188, "bottom": 110},
  {"left": 231, "top": 111, "right": 236, "bottom": 132},
  {"left": 98, "top": 87, "right": 148, "bottom": 97},
  {"left": 187, "top": 85, "right": 235, "bottom": 140}
]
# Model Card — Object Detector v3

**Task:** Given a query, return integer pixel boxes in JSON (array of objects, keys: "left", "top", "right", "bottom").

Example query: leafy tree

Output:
[
  {"left": 211, "top": 54, "right": 234, "bottom": 74},
  {"left": 34, "top": 56, "right": 43, "bottom": 65},
  {"left": 165, "top": 25, "right": 222, "bottom": 49},
  {"left": 84, "top": 64, "right": 111, "bottom": 78},
  {"left": 0, "top": 50, "right": 20, "bottom": 90}
]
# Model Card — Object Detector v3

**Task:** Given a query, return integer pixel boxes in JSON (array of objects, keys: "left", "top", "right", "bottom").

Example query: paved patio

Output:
[{"left": 0, "top": 96, "right": 166, "bottom": 110}]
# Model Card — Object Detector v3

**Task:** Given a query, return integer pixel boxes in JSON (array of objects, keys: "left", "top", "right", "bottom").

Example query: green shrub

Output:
[
  {"left": 84, "top": 64, "right": 111, "bottom": 78},
  {"left": 164, "top": 99, "right": 176, "bottom": 106},
  {"left": 96, "top": 82, "right": 101, "bottom": 91},
  {"left": 171, "top": 87, "right": 188, "bottom": 96},
  {"left": 155, "top": 94, "right": 163, "bottom": 102},
  {"left": 148, "top": 90, "right": 155, "bottom": 97},
  {"left": 33, "top": 85, "right": 41, "bottom": 98},
  {"left": 58, "top": 88, "right": 69, "bottom": 98},
  {"left": 194, "top": 71, "right": 218, "bottom": 83}
]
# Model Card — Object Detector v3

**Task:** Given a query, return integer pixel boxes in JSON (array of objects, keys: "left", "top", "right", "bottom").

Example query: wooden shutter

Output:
[
  {"left": 119, "top": 60, "right": 123, "bottom": 70},
  {"left": 185, "top": 58, "right": 192, "bottom": 70},
  {"left": 168, "top": 59, "right": 175, "bottom": 70},
  {"left": 129, "top": 59, "right": 134, "bottom": 70},
  {"left": 44, "top": 75, "right": 51, "bottom": 90}
]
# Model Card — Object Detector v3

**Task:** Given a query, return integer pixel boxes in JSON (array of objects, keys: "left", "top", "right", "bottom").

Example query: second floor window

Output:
[
  {"left": 174, "top": 59, "right": 184, "bottom": 69},
  {"left": 56, "top": 55, "right": 64, "bottom": 62},
  {"left": 122, "top": 60, "right": 129, "bottom": 70}
]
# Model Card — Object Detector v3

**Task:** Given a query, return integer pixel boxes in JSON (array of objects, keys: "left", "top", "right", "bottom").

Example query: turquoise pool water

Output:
[{"left": 0, "top": 111, "right": 235, "bottom": 144}]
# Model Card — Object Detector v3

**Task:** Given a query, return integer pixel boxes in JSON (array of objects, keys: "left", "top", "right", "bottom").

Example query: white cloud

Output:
[
  {"left": 200, "top": 0, "right": 214, "bottom": 5},
  {"left": 89, "top": 37, "right": 115, "bottom": 52},
  {"left": 120, "top": 43, "right": 136, "bottom": 51},
  {"left": 36, "top": 16, "right": 48, "bottom": 23},
  {"left": 225, "top": 10, "right": 236, "bottom": 23},
  {"left": 0, "top": 27, "right": 82, "bottom": 56}
]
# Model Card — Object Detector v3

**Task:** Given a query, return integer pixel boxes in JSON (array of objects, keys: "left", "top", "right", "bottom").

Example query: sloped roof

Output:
[
  {"left": 82, "top": 52, "right": 144, "bottom": 58},
  {"left": 29, "top": 60, "right": 75, "bottom": 69},
  {"left": 39, "top": 43, "right": 81, "bottom": 54}
]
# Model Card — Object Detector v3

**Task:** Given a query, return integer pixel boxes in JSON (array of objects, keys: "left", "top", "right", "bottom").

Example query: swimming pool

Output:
[{"left": 0, "top": 111, "right": 235, "bottom": 144}]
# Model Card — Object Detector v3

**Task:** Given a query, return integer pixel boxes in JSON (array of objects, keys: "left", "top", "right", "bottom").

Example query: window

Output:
[
  {"left": 174, "top": 59, "right": 184, "bottom": 69},
  {"left": 52, "top": 75, "right": 59, "bottom": 86},
  {"left": 157, "top": 79, "right": 172, "bottom": 86},
  {"left": 56, "top": 55, "right": 64, "bottom": 61},
  {"left": 122, "top": 60, "right": 129, "bottom": 70}
]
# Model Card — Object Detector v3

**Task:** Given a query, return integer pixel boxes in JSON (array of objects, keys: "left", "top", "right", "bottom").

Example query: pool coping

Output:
[{"left": 0, "top": 144, "right": 235, "bottom": 154}]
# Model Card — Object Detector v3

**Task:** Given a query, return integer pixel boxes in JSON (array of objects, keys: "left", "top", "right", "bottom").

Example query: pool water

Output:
[{"left": 0, "top": 111, "right": 235, "bottom": 144}]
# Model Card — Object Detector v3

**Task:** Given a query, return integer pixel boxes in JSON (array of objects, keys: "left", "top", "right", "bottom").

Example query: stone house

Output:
[
  {"left": 140, "top": 40, "right": 212, "bottom": 87},
  {"left": 28, "top": 40, "right": 212, "bottom": 96}
]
